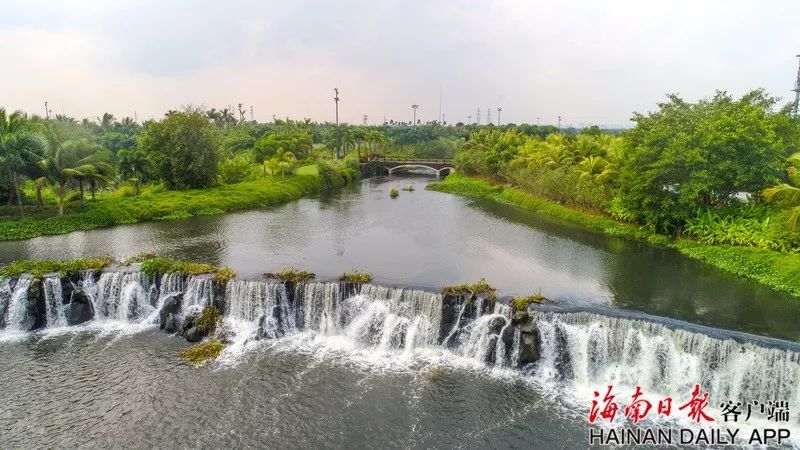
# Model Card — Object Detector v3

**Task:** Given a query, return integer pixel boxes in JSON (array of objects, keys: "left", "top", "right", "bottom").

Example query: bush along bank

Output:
[
  {"left": 428, "top": 173, "right": 800, "bottom": 299},
  {"left": 0, "top": 170, "right": 357, "bottom": 242}
]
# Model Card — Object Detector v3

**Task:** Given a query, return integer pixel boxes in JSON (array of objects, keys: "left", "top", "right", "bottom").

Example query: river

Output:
[
  {"left": 1, "top": 175, "right": 798, "bottom": 340},
  {"left": 0, "top": 175, "right": 798, "bottom": 448}
]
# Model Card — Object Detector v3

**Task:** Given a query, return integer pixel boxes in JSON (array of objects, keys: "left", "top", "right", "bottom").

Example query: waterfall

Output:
[
  {"left": 43, "top": 276, "right": 67, "bottom": 328},
  {"left": 4, "top": 278, "right": 32, "bottom": 331},
  {"left": 296, "top": 283, "right": 442, "bottom": 353},
  {"left": 181, "top": 275, "right": 214, "bottom": 317},
  {"left": 224, "top": 280, "right": 292, "bottom": 339},
  {"left": 90, "top": 271, "right": 152, "bottom": 323},
  {"left": 529, "top": 310, "right": 800, "bottom": 416}
]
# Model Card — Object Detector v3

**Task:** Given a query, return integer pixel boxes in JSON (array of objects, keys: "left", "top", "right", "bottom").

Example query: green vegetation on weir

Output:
[
  {"left": 0, "top": 257, "right": 111, "bottom": 278},
  {"left": 0, "top": 255, "right": 235, "bottom": 283},
  {"left": 429, "top": 174, "right": 800, "bottom": 298}
]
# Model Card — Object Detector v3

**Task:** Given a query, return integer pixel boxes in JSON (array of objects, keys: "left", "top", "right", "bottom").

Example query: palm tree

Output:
[
  {"left": 117, "top": 149, "right": 149, "bottom": 195},
  {"left": 41, "top": 139, "right": 111, "bottom": 215},
  {"left": 0, "top": 109, "right": 48, "bottom": 214}
]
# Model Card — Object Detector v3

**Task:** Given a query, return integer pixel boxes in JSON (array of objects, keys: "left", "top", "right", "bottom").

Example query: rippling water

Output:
[{"left": 0, "top": 330, "right": 584, "bottom": 448}]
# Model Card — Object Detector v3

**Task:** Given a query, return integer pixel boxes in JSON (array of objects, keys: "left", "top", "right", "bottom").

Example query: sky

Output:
[{"left": 1, "top": 0, "right": 799, "bottom": 127}]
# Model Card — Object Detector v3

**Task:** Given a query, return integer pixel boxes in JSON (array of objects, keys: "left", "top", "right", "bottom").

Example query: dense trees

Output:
[
  {"left": 449, "top": 89, "right": 800, "bottom": 252},
  {"left": 139, "top": 112, "right": 220, "bottom": 189},
  {"left": 618, "top": 90, "right": 792, "bottom": 233}
]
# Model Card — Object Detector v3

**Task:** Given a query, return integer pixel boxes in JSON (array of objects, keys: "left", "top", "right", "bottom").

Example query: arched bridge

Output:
[{"left": 365, "top": 158, "right": 455, "bottom": 177}]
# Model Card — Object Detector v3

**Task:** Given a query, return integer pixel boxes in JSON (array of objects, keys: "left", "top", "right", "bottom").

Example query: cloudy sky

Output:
[{"left": 1, "top": 0, "right": 799, "bottom": 126}]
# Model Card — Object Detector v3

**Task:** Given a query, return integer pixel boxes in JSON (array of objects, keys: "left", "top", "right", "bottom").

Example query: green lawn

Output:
[
  {"left": 0, "top": 174, "right": 330, "bottom": 241},
  {"left": 296, "top": 164, "right": 319, "bottom": 176}
]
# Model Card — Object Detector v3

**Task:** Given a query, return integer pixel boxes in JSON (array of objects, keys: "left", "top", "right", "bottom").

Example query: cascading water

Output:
[
  {"left": 43, "top": 276, "right": 67, "bottom": 328},
  {"left": 181, "top": 275, "right": 214, "bottom": 316},
  {"left": 296, "top": 283, "right": 442, "bottom": 353},
  {"left": 529, "top": 310, "right": 800, "bottom": 428},
  {"left": 3, "top": 277, "right": 32, "bottom": 331},
  {"left": 90, "top": 271, "right": 152, "bottom": 323},
  {"left": 224, "top": 280, "right": 291, "bottom": 339}
]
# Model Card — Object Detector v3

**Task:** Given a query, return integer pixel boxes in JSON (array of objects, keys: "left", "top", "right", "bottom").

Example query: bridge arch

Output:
[{"left": 386, "top": 164, "right": 455, "bottom": 178}]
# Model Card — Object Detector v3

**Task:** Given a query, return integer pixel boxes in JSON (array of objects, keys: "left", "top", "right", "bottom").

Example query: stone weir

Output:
[{"left": 0, "top": 270, "right": 541, "bottom": 369}]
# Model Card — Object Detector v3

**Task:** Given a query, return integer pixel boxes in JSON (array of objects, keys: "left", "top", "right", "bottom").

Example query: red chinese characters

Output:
[{"left": 589, "top": 385, "right": 715, "bottom": 424}]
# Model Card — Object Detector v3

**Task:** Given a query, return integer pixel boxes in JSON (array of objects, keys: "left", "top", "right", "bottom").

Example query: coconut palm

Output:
[
  {"left": 41, "top": 139, "right": 111, "bottom": 215},
  {"left": 0, "top": 109, "right": 48, "bottom": 213},
  {"left": 117, "top": 149, "right": 149, "bottom": 195}
]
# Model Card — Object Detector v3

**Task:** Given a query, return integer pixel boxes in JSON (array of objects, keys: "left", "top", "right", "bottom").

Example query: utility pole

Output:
[
  {"left": 476, "top": 108, "right": 481, "bottom": 125},
  {"left": 438, "top": 87, "right": 442, "bottom": 124},
  {"left": 442, "top": 113, "right": 446, "bottom": 125},
  {"left": 537, "top": 117, "right": 541, "bottom": 126},
  {"left": 44, "top": 101, "right": 49, "bottom": 120},
  {"left": 412, "top": 104, "right": 419, "bottom": 126},
  {"left": 497, "top": 107, "right": 502, "bottom": 126},
  {"left": 468, "top": 115, "right": 472, "bottom": 124},
  {"left": 487, "top": 107, "right": 492, "bottom": 125},
  {"left": 250, "top": 105, "right": 254, "bottom": 122},
  {"left": 363, "top": 114, "right": 368, "bottom": 125},
  {"left": 793, "top": 54, "right": 800, "bottom": 118},
  {"left": 557, "top": 115, "right": 562, "bottom": 131},
  {"left": 334, "top": 88, "right": 341, "bottom": 159}
]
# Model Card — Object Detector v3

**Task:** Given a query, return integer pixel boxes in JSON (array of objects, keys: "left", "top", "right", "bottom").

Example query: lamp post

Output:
[
  {"left": 412, "top": 104, "right": 419, "bottom": 126},
  {"left": 334, "top": 88, "right": 340, "bottom": 159}
]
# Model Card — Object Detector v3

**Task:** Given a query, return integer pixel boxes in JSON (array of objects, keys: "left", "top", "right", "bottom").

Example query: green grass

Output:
[
  {"left": 0, "top": 257, "right": 111, "bottom": 278},
  {"left": 429, "top": 173, "right": 800, "bottom": 299},
  {"left": 296, "top": 164, "right": 319, "bottom": 176},
  {"left": 138, "top": 256, "right": 236, "bottom": 284},
  {"left": 442, "top": 278, "right": 497, "bottom": 301},
  {"left": 428, "top": 173, "right": 671, "bottom": 246},
  {"left": 0, "top": 174, "right": 339, "bottom": 241}
]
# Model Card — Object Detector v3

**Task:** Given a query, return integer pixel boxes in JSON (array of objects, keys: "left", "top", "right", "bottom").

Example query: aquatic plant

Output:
[
  {"left": 0, "top": 257, "right": 111, "bottom": 278},
  {"left": 181, "top": 339, "right": 225, "bottom": 366},
  {"left": 339, "top": 271, "right": 373, "bottom": 284},
  {"left": 512, "top": 290, "right": 545, "bottom": 311},
  {"left": 390, "top": 187, "right": 400, "bottom": 198},
  {"left": 402, "top": 184, "right": 415, "bottom": 192}
]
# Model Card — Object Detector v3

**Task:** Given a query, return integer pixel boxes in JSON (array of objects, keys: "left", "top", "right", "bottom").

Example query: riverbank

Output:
[
  {"left": 428, "top": 173, "right": 800, "bottom": 298},
  {"left": 0, "top": 171, "right": 347, "bottom": 241}
]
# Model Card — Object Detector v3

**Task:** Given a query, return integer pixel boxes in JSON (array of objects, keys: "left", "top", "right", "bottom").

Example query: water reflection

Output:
[{"left": 0, "top": 175, "right": 797, "bottom": 340}]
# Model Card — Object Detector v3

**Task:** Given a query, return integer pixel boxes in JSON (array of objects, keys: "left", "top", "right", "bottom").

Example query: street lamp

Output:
[{"left": 412, "top": 104, "right": 419, "bottom": 126}]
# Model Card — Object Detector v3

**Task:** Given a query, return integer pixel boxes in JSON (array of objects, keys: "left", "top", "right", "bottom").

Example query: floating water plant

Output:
[
  {"left": 402, "top": 184, "right": 415, "bottom": 192},
  {"left": 390, "top": 187, "right": 400, "bottom": 198}
]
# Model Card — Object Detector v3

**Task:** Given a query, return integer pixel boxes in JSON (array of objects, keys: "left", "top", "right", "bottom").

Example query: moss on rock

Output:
[{"left": 182, "top": 339, "right": 225, "bottom": 365}]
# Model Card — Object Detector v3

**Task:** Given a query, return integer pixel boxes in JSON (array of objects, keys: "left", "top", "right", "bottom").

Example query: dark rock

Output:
[
  {"left": 517, "top": 327, "right": 540, "bottom": 367},
  {"left": 212, "top": 282, "right": 227, "bottom": 314},
  {"left": 61, "top": 278, "right": 75, "bottom": 305},
  {"left": 159, "top": 295, "right": 181, "bottom": 330},
  {"left": 28, "top": 278, "right": 47, "bottom": 331},
  {"left": 552, "top": 324, "right": 572, "bottom": 379},
  {"left": 164, "top": 313, "right": 177, "bottom": 333},
  {"left": 67, "top": 286, "right": 94, "bottom": 325},
  {"left": 184, "top": 326, "right": 202, "bottom": 343}
]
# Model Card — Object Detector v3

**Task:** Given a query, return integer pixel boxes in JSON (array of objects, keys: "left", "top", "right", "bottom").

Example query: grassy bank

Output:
[
  {"left": 428, "top": 173, "right": 800, "bottom": 299},
  {"left": 0, "top": 172, "right": 334, "bottom": 241}
]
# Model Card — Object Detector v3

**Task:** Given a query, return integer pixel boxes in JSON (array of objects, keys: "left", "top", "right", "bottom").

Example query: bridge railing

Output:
[{"left": 365, "top": 158, "right": 454, "bottom": 164}]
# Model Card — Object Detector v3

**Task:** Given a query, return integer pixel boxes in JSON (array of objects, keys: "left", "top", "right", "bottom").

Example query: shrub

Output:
[
  {"left": 442, "top": 278, "right": 496, "bottom": 301},
  {"left": 218, "top": 154, "right": 253, "bottom": 184},
  {"left": 390, "top": 187, "right": 399, "bottom": 198},
  {"left": 138, "top": 256, "right": 236, "bottom": 284},
  {"left": 275, "top": 267, "right": 316, "bottom": 283},
  {"left": 339, "top": 271, "right": 373, "bottom": 284},
  {"left": 512, "top": 290, "right": 545, "bottom": 311}
]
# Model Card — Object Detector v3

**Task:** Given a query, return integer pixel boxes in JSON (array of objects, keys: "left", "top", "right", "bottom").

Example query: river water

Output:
[
  {"left": 1, "top": 175, "right": 798, "bottom": 340},
  {"left": 1, "top": 175, "right": 799, "bottom": 448}
]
